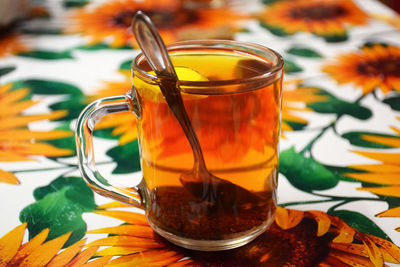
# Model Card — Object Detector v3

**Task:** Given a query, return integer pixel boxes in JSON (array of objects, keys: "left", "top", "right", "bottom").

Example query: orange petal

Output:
[
  {"left": 0, "top": 130, "right": 73, "bottom": 141},
  {"left": 64, "top": 246, "right": 99, "bottom": 267},
  {"left": 376, "top": 206, "right": 400, "bottom": 217},
  {"left": 93, "top": 210, "right": 148, "bottom": 225},
  {"left": 329, "top": 216, "right": 356, "bottom": 243},
  {"left": 329, "top": 250, "right": 376, "bottom": 267},
  {"left": 106, "top": 250, "right": 181, "bottom": 267},
  {"left": 0, "top": 88, "right": 30, "bottom": 105},
  {"left": 86, "top": 236, "right": 163, "bottom": 249},
  {"left": 0, "top": 223, "right": 27, "bottom": 266},
  {"left": 47, "top": 238, "right": 86, "bottom": 267},
  {"left": 274, "top": 207, "right": 304, "bottom": 230},
  {"left": 95, "top": 246, "right": 147, "bottom": 256},
  {"left": 10, "top": 228, "right": 49, "bottom": 265},
  {"left": 0, "top": 111, "right": 68, "bottom": 130},
  {"left": 19, "top": 232, "right": 72, "bottom": 267},
  {"left": 348, "top": 164, "right": 400, "bottom": 173},
  {"left": 365, "top": 234, "right": 400, "bottom": 263},
  {"left": 0, "top": 169, "right": 20, "bottom": 184},
  {"left": 360, "top": 234, "right": 384, "bottom": 267},
  {"left": 307, "top": 210, "right": 331, "bottom": 237}
]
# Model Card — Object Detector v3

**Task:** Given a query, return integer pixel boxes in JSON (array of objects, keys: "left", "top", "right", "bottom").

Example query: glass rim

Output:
[{"left": 132, "top": 39, "right": 284, "bottom": 88}]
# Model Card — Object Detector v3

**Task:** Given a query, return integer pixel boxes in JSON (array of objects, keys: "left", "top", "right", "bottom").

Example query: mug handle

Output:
[{"left": 75, "top": 89, "right": 142, "bottom": 207}]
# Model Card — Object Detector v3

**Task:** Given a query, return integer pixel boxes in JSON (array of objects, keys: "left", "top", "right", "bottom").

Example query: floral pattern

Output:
[{"left": 1, "top": 0, "right": 400, "bottom": 266}]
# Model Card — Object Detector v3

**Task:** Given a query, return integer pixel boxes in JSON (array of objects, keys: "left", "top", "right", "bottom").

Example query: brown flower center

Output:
[
  {"left": 289, "top": 5, "right": 347, "bottom": 20},
  {"left": 357, "top": 57, "right": 400, "bottom": 78},
  {"left": 111, "top": 9, "right": 197, "bottom": 29}
]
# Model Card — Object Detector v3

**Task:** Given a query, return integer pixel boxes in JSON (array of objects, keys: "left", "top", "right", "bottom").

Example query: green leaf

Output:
[
  {"left": 307, "top": 89, "right": 372, "bottom": 120},
  {"left": 383, "top": 95, "right": 400, "bottom": 111},
  {"left": 21, "top": 28, "right": 62, "bottom": 35},
  {"left": 0, "top": 66, "right": 16, "bottom": 77},
  {"left": 283, "top": 120, "right": 307, "bottom": 131},
  {"left": 18, "top": 79, "right": 83, "bottom": 97},
  {"left": 45, "top": 124, "right": 76, "bottom": 157},
  {"left": 320, "top": 32, "right": 348, "bottom": 42},
  {"left": 119, "top": 59, "right": 133, "bottom": 71},
  {"left": 328, "top": 210, "right": 391, "bottom": 241},
  {"left": 342, "top": 131, "right": 399, "bottom": 149},
  {"left": 284, "top": 59, "right": 303, "bottom": 73},
  {"left": 76, "top": 43, "right": 133, "bottom": 51},
  {"left": 286, "top": 47, "right": 322, "bottom": 58},
  {"left": 17, "top": 50, "right": 73, "bottom": 60},
  {"left": 49, "top": 96, "right": 87, "bottom": 121},
  {"left": 279, "top": 147, "right": 338, "bottom": 191},
  {"left": 20, "top": 176, "right": 96, "bottom": 247},
  {"left": 259, "top": 22, "right": 290, "bottom": 36},
  {"left": 63, "top": 0, "right": 89, "bottom": 7},
  {"left": 106, "top": 140, "right": 141, "bottom": 174},
  {"left": 262, "top": 0, "right": 283, "bottom": 4}
]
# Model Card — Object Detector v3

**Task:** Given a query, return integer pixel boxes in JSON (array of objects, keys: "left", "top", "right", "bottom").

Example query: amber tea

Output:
[{"left": 134, "top": 47, "right": 282, "bottom": 245}]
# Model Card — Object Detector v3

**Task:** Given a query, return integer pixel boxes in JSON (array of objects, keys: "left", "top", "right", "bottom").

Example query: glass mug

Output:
[{"left": 76, "top": 40, "right": 284, "bottom": 251}]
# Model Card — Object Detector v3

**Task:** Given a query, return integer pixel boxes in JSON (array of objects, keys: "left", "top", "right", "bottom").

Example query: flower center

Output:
[
  {"left": 357, "top": 57, "right": 400, "bottom": 78},
  {"left": 112, "top": 9, "right": 197, "bottom": 29},
  {"left": 289, "top": 4, "right": 347, "bottom": 20}
]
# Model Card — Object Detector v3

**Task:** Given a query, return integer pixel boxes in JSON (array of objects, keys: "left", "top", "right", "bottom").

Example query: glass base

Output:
[{"left": 148, "top": 215, "right": 275, "bottom": 251}]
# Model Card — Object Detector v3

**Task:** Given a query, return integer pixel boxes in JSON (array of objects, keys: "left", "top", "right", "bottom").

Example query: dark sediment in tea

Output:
[{"left": 146, "top": 182, "right": 276, "bottom": 240}]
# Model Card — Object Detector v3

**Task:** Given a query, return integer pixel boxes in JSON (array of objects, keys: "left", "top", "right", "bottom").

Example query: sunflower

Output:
[
  {"left": 282, "top": 79, "right": 328, "bottom": 132},
  {"left": 0, "top": 83, "right": 73, "bottom": 185},
  {"left": 260, "top": 0, "right": 368, "bottom": 37},
  {"left": 0, "top": 33, "right": 29, "bottom": 58},
  {"left": 84, "top": 202, "right": 400, "bottom": 266},
  {"left": 0, "top": 223, "right": 111, "bottom": 266},
  {"left": 65, "top": 0, "right": 246, "bottom": 47},
  {"left": 346, "top": 117, "right": 400, "bottom": 226},
  {"left": 322, "top": 44, "right": 400, "bottom": 95}
]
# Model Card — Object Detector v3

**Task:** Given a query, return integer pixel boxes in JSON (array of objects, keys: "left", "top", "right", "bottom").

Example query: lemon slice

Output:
[{"left": 134, "top": 66, "right": 208, "bottom": 103}]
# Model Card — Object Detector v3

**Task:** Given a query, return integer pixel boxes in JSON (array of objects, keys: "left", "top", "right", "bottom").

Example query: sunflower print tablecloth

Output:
[{"left": 1, "top": 0, "right": 400, "bottom": 266}]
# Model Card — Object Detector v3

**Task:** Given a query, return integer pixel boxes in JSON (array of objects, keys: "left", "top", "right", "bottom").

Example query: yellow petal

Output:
[
  {"left": 87, "top": 225, "right": 154, "bottom": 238},
  {"left": 0, "top": 169, "right": 20, "bottom": 184},
  {"left": 10, "top": 228, "right": 49, "bottom": 265},
  {"left": 64, "top": 246, "right": 99, "bottom": 267},
  {"left": 376, "top": 206, "right": 400, "bottom": 217},
  {"left": 19, "top": 232, "right": 72, "bottom": 267},
  {"left": 348, "top": 164, "right": 400, "bottom": 173},
  {"left": 274, "top": 207, "right": 304, "bottom": 230},
  {"left": 81, "top": 256, "right": 112, "bottom": 267},
  {"left": 96, "top": 202, "right": 133, "bottom": 209},
  {"left": 0, "top": 111, "right": 68, "bottom": 130},
  {"left": 0, "top": 223, "right": 27, "bottom": 266},
  {"left": 358, "top": 186, "right": 400, "bottom": 197},
  {"left": 86, "top": 236, "right": 163, "bottom": 249},
  {"left": 0, "top": 130, "right": 72, "bottom": 141},
  {"left": 362, "top": 135, "right": 400, "bottom": 148},
  {"left": 93, "top": 210, "right": 148, "bottom": 225},
  {"left": 0, "top": 88, "right": 29, "bottom": 105},
  {"left": 47, "top": 238, "right": 86, "bottom": 267},
  {"left": 345, "top": 173, "right": 400, "bottom": 185},
  {"left": 329, "top": 216, "right": 355, "bottom": 243},
  {"left": 308, "top": 210, "right": 331, "bottom": 237},
  {"left": 0, "top": 100, "right": 38, "bottom": 117},
  {"left": 351, "top": 150, "right": 400, "bottom": 165}
]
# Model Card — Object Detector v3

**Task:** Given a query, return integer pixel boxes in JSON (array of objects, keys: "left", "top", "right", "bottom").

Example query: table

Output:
[{"left": 1, "top": 0, "right": 400, "bottom": 266}]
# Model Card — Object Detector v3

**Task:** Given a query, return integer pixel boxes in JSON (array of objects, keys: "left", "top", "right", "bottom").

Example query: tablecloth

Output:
[{"left": 1, "top": 0, "right": 400, "bottom": 266}]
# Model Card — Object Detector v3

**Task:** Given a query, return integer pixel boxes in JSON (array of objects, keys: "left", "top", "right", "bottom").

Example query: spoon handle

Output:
[{"left": 132, "top": 11, "right": 207, "bottom": 170}]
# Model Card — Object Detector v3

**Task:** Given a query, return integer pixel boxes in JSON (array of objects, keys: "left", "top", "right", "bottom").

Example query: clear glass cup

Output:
[{"left": 76, "top": 40, "right": 284, "bottom": 251}]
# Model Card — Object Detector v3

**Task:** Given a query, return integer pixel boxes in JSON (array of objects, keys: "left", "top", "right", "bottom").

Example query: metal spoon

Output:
[{"left": 131, "top": 11, "right": 262, "bottom": 207}]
